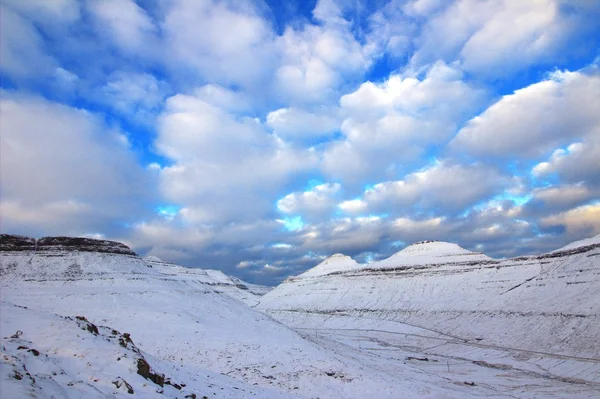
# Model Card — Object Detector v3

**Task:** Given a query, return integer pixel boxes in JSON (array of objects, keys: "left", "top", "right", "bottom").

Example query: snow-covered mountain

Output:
[
  {"left": 258, "top": 237, "right": 600, "bottom": 389},
  {"left": 2, "top": 233, "right": 599, "bottom": 398},
  {"left": 3, "top": 233, "right": 536, "bottom": 398}
]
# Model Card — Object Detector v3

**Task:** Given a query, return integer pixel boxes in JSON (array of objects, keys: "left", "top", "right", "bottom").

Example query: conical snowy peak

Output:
[
  {"left": 376, "top": 240, "right": 491, "bottom": 268},
  {"left": 299, "top": 253, "right": 359, "bottom": 277}
]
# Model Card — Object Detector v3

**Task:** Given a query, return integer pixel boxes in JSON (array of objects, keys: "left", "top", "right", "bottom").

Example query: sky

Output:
[{"left": 1, "top": 0, "right": 599, "bottom": 285}]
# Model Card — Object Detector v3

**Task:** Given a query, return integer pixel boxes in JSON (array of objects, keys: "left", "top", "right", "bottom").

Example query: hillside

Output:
[
  {"left": 258, "top": 237, "right": 600, "bottom": 392},
  {"left": 3, "top": 233, "right": 541, "bottom": 398}
]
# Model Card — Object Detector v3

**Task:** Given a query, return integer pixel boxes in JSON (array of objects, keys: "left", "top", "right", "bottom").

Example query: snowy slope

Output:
[
  {"left": 297, "top": 253, "right": 360, "bottom": 277},
  {"left": 258, "top": 238, "right": 600, "bottom": 390},
  {"left": 0, "top": 301, "right": 292, "bottom": 398},
  {"left": 376, "top": 240, "right": 493, "bottom": 268},
  {"left": 4, "top": 234, "right": 539, "bottom": 398},
  {"left": 142, "top": 256, "right": 270, "bottom": 306}
]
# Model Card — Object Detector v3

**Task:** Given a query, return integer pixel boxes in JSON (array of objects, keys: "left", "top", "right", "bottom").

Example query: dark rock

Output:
[
  {"left": 1, "top": 234, "right": 138, "bottom": 255},
  {"left": 86, "top": 323, "right": 99, "bottom": 335},
  {"left": 112, "top": 377, "right": 134, "bottom": 394},
  {"left": 37, "top": 236, "right": 137, "bottom": 255},
  {"left": 136, "top": 358, "right": 164, "bottom": 387},
  {"left": 0, "top": 235, "right": 36, "bottom": 251}
]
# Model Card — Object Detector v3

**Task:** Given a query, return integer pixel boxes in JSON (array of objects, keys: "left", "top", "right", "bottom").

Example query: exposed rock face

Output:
[
  {"left": 0, "top": 235, "right": 36, "bottom": 251},
  {"left": 1, "top": 234, "right": 146, "bottom": 281},
  {"left": 1, "top": 234, "right": 136, "bottom": 256}
]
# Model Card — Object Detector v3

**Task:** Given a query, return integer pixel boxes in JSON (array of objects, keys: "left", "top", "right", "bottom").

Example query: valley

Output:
[{"left": 1, "top": 234, "right": 599, "bottom": 398}]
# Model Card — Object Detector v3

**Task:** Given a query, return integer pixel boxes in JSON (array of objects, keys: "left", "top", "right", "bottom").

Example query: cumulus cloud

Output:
[
  {"left": 266, "top": 107, "right": 341, "bottom": 142},
  {"left": 161, "top": 0, "right": 276, "bottom": 90},
  {"left": 0, "top": 5, "right": 58, "bottom": 80},
  {"left": 342, "top": 161, "right": 511, "bottom": 216},
  {"left": 273, "top": 0, "right": 373, "bottom": 105},
  {"left": 155, "top": 92, "right": 317, "bottom": 224},
  {"left": 88, "top": 0, "right": 157, "bottom": 55},
  {"left": 98, "top": 71, "right": 170, "bottom": 124},
  {"left": 540, "top": 203, "right": 600, "bottom": 238},
  {"left": 453, "top": 70, "right": 600, "bottom": 158},
  {"left": 532, "top": 184, "right": 596, "bottom": 209},
  {"left": 277, "top": 183, "right": 342, "bottom": 221},
  {"left": 533, "top": 138, "right": 600, "bottom": 184},
  {"left": 410, "top": 0, "right": 600, "bottom": 76},
  {"left": 322, "top": 61, "right": 486, "bottom": 183},
  {"left": 0, "top": 93, "right": 153, "bottom": 236}
]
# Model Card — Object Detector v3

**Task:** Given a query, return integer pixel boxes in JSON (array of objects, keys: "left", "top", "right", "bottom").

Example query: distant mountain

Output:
[{"left": 258, "top": 236, "right": 600, "bottom": 386}]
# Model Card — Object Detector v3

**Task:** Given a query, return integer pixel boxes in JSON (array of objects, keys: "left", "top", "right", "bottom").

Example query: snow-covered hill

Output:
[
  {"left": 258, "top": 237, "right": 600, "bottom": 389},
  {"left": 1, "top": 301, "right": 291, "bottom": 398},
  {"left": 142, "top": 255, "right": 270, "bottom": 306},
  {"left": 3, "top": 234, "right": 537, "bottom": 398},
  {"left": 2, "top": 234, "right": 599, "bottom": 398}
]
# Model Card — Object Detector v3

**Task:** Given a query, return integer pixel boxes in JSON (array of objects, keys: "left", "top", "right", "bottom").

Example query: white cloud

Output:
[
  {"left": 88, "top": 0, "right": 157, "bottom": 54},
  {"left": 277, "top": 183, "right": 341, "bottom": 220},
  {"left": 266, "top": 107, "right": 340, "bottom": 141},
  {"left": 540, "top": 203, "right": 600, "bottom": 238},
  {"left": 0, "top": 6, "right": 57, "bottom": 80},
  {"left": 99, "top": 71, "right": 170, "bottom": 123},
  {"left": 532, "top": 139, "right": 600, "bottom": 184},
  {"left": 323, "top": 61, "right": 485, "bottom": 183},
  {"left": 531, "top": 184, "right": 596, "bottom": 209},
  {"left": 162, "top": 0, "right": 276, "bottom": 89},
  {"left": 357, "top": 161, "right": 510, "bottom": 215},
  {"left": 192, "top": 85, "right": 251, "bottom": 114},
  {"left": 0, "top": 93, "right": 152, "bottom": 235},
  {"left": 410, "top": 0, "right": 598, "bottom": 76},
  {"left": 274, "top": 1, "right": 372, "bottom": 105},
  {"left": 338, "top": 199, "right": 367, "bottom": 214},
  {"left": 155, "top": 92, "right": 317, "bottom": 224},
  {"left": 453, "top": 70, "right": 600, "bottom": 158}
]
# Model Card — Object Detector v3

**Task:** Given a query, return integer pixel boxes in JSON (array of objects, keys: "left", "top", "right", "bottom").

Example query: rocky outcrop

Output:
[
  {"left": 0, "top": 234, "right": 148, "bottom": 281},
  {"left": 1, "top": 234, "right": 136, "bottom": 256},
  {"left": 0, "top": 235, "right": 36, "bottom": 251},
  {"left": 37, "top": 236, "right": 136, "bottom": 255}
]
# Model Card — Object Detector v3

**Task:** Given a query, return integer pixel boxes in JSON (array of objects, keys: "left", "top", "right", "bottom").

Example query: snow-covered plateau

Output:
[{"left": 1, "top": 234, "right": 599, "bottom": 398}]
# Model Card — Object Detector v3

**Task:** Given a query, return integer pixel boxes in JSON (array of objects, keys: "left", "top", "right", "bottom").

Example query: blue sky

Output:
[{"left": 1, "top": 0, "right": 599, "bottom": 285}]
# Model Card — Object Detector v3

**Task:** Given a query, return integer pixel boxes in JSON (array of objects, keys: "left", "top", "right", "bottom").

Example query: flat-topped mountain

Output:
[
  {"left": 1, "top": 234, "right": 136, "bottom": 255},
  {"left": 287, "top": 241, "right": 494, "bottom": 282},
  {"left": 258, "top": 235, "right": 600, "bottom": 386},
  {"left": 377, "top": 240, "right": 493, "bottom": 267}
]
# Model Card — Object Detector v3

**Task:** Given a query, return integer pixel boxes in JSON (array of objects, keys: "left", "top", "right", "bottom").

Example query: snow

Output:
[
  {"left": 2, "top": 234, "right": 599, "bottom": 398},
  {"left": 0, "top": 301, "right": 293, "bottom": 398},
  {"left": 377, "top": 240, "right": 493, "bottom": 267},
  {"left": 142, "top": 256, "right": 270, "bottom": 305},
  {"left": 552, "top": 234, "right": 600, "bottom": 252},
  {"left": 297, "top": 253, "right": 360, "bottom": 277},
  {"left": 258, "top": 238, "right": 600, "bottom": 397}
]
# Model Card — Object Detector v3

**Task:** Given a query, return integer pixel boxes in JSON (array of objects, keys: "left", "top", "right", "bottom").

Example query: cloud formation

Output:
[{"left": 1, "top": 0, "right": 599, "bottom": 285}]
